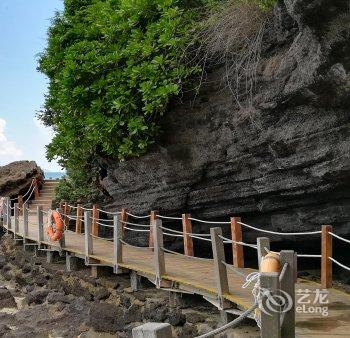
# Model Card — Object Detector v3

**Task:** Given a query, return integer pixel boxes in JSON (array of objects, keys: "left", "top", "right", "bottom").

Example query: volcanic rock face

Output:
[
  {"left": 100, "top": 0, "right": 350, "bottom": 235},
  {"left": 0, "top": 161, "right": 43, "bottom": 199}
]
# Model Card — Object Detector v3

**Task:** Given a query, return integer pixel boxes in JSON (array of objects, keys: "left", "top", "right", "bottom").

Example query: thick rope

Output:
[
  {"left": 238, "top": 221, "right": 322, "bottom": 236},
  {"left": 329, "top": 232, "right": 350, "bottom": 245},
  {"left": 120, "top": 220, "right": 150, "bottom": 228},
  {"left": 126, "top": 212, "right": 150, "bottom": 219},
  {"left": 158, "top": 215, "right": 182, "bottom": 220},
  {"left": 219, "top": 235, "right": 258, "bottom": 249},
  {"left": 124, "top": 226, "right": 150, "bottom": 233},
  {"left": 119, "top": 239, "right": 153, "bottom": 250},
  {"left": 329, "top": 257, "right": 350, "bottom": 272},
  {"left": 195, "top": 302, "right": 259, "bottom": 338}
]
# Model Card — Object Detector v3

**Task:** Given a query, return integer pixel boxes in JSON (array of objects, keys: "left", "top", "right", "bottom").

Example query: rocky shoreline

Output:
[{"left": 0, "top": 234, "right": 258, "bottom": 338}]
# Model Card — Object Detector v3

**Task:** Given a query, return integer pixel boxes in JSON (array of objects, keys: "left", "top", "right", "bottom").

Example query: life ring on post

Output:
[
  {"left": 47, "top": 210, "right": 64, "bottom": 241},
  {"left": 260, "top": 252, "right": 280, "bottom": 273}
]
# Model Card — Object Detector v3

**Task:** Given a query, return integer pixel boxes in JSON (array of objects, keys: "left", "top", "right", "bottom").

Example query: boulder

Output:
[
  {"left": 0, "top": 161, "right": 43, "bottom": 199},
  {"left": 89, "top": 302, "right": 125, "bottom": 333},
  {"left": 26, "top": 289, "right": 50, "bottom": 305},
  {"left": 0, "top": 287, "right": 17, "bottom": 309}
]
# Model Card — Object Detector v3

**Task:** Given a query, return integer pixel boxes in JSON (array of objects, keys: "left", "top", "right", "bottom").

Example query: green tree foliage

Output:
[
  {"left": 39, "top": 0, "right": 276, "bottom": 202},
  {"left": 39, "top": 0, "right": 204, "bottom": 171}
]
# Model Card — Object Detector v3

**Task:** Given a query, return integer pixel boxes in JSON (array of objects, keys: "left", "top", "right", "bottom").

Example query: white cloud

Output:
[{"left": 0, "top": 118, "right": 22, "bottom": 158}]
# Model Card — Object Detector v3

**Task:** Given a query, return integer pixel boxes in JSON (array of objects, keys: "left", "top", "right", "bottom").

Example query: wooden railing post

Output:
[
  {"left": 321, "top": 225, "right": 332, "bottom": 288},
  {"left": 92, "top": 204, "right": 99, "bottom": 236},
  {"left": 84, "top": 210, "right": 93, "bottom": 262},
  {"left": 18, "top": 195, "right": 23, "bottom": 216},
  {"left": 149, "top": 211, "right": 157, "bottom": 248},
  {"left": 75, "top": 204, "right": 83, "bottom": 234},
  {"left": 37, "top": 205, "right": 44, "bottom": 242},
  {"left": 114, "top": 214, "right": 124, "bottom": 273},
  {"left": 152, "top": 219, "right": 165, "bottom": 288},
  {"left": 210, "top": 227, "right": 230, "bottom": 310},
  {"left": 121, "top": 208, "right": 128, "bottom": 236},
  {"left": 280, "top": 250, "right": 296, "bottom": 338},
  {"left": 6, "top": 197, "right": 11, "bottom": 230},
  {"left": 14, "top": 203, "right": 19, "bottom": 234},
  {"left": 230, "top": 217, "right": 244, "bottom": 268},
  {"left": 23, "top": 203, "right": 29, "bottom": 241},
  {"left": 182, "top": 213, "right": 194, "bottom": 256},
  {"left": 260, "top": 272, "right": 281, "bottom": 338},
  {"left": 257, "top": 237, "right": 270, "bottom": 267}
]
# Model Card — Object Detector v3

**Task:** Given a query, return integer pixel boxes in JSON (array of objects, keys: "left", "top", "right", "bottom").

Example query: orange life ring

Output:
[{"left": 47, "top": 210, "right": 64, "bottom": 241}]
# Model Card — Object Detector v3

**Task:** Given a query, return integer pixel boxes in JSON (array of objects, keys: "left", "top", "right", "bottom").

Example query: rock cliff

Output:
[{"left": 99, "top": 0, "right": 350, "bottom": 236}]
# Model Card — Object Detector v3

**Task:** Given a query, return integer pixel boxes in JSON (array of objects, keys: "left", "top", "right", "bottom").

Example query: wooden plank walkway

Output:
[{"left": 5, "top": 215, "right": 350, "bottom": 337}]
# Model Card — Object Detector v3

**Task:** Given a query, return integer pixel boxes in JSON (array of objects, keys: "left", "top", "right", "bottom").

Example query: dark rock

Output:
[
  {"left": 21, "top": 264, "right": 31, "bottom": 274},
  {"left": 15, "top": 273, "right": 32, "bottom": 287},
  {"left": 124, "top": 304, "right": 142, "bottom": 323},
  {"left": 89, "top": 302, "right": 125, "bottom": 333},
  {"left": 0, "top": 255, "right": 7, "bottom": 268},
  {"left": 179, "top": 323, "right": 198, "bottom": 338},
  {"left": 0, "top": 324, "right": 11, "bottom": 336},
  {"left": 185, "top": 311, "right": 205, "bottom": 324},
  {"left": 0, "top": 288, "right": 17, "bottom": 309},
  {"left": 143, "top": 300, "right": 168, "bottom": 322},
  {"left": 169, "top": 308, "right": 186, "bottom": 326},
  {"left": 92, "top": 288, "right": 110, "bottom": 301},
  {"left": 46, "top": 291, "right": 70, "bottom": 304},
  {"left": 0, "top": 161, "right": 43, "bottom": 198},
  {"left": 23, "top": 285, "right": 34, "bottom": 294},
  {"left": 2, "top": 264, "right": 11, "bottom": 272},
  {"left": 99, "top": 0, "right": 350, "bottom": 239},
  {"left": 26, "top": 290, "right": 50, "bottom": 305},
  {"left": 34, "top": 274, "right": 47, "bottom": 287}
]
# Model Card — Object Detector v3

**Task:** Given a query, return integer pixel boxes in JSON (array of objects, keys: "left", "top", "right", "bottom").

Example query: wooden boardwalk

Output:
[{"left": 4, "top": 215, "right": 350, "bottom": 337}]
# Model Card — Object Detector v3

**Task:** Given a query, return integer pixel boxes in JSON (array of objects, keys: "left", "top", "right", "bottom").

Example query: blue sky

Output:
[{"left": 0, "top": 0, "right": 63, "bottom": 171}]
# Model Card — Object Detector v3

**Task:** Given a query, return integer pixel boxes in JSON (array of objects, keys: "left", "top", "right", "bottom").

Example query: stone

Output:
[
  {"left": 179, "top": 323, "right": 198, "bottom": 338},
  {"left": 0, "top": 161, "right": 43, "bottom": 198},
  {"left": 46, "top": 291, "right": 70, "bottom": 304},
  {"left": 98, "top": 0, "right": 350, "bottom": 242},
  {"left": 92, "top": 287, "right": 111, "bottom": 301},
  {"left": 168, "top": 308, "right": 186, "bottom": 326},
  {"left": 89, "top": 302, "right": 125, "bottom": 333},
  {"left": 132, "top": 323, "right": 172, "bottom": 338},
  {"left": 185, "top": 311, "right": 205, "bottom": 324},
  {"left": 196, "top": 323, "right": 213, "bottom": 335},
  {"left": 0, "top": 288, "right": 17, "bottom": 309},
  {"left": 0, "top": 255, "right": 7, "bottom": 269},
  {"left": 26, "top": 289, "right": 50, "bottom": 305},
  {"left": 34, "top": 274, "right": 48, "bottom": 287},
  {"left": 124, "top": 304, "right": 142, "bottom": 323},
  {"left": 143, "top": 301, "right": 168, "bottom": 322},
  {"left": 21, "top": 264, "right": 32, "bottom": 274}
]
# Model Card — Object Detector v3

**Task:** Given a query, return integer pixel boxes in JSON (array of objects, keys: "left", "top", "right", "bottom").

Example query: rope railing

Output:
[
  {"left": 157, "top": 214, "right": 182, "bottom": 220},
  {"left": 160, "top": 225, "right": 211, "bottom": 237},
  {"left": 120, "top": 220, "right": 150, "bottom": 228},
  {"left": 163, "top": 232, "right": 184, "bottom": 238},
  {"left": 297, "top": 254, "right": 321, "bottom": 258},
  {"left": 120, "top": 238, "right": 153, "bottom": 250},
  {"left": 124, "top": 226, "right": 150, "bottom": 233},
  {"left": 90, "top": 233, "right": 113, "bottom": 241},
  {"left": 219, "top": 235, "right": 258, "bottom": 249},
  {"left": 195, "top": 302, "right": 259, "bottom": 338},
  {"left": 329, "top": 232, "right": 350, "bottom": 245},
  {"left": 10, "top": 179, "right": 35, "bottom": 201},
  {"left": 189, "top": 217, "right": 230, "bottom": 225},
  {"left": 238, "top": 221, "right": 322, "bottom": 236},
  {"left": 126, "top": 212, "right": 150, "bottom": 219},
  {"left": 98, "top": 208, "right": 120, "bottom": 215},
  {"left": 96, "top": 221, "right": 114, "bottom": 228},
  {"left": 329, "top": 257, "right": 350, "bottom": 272}
]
